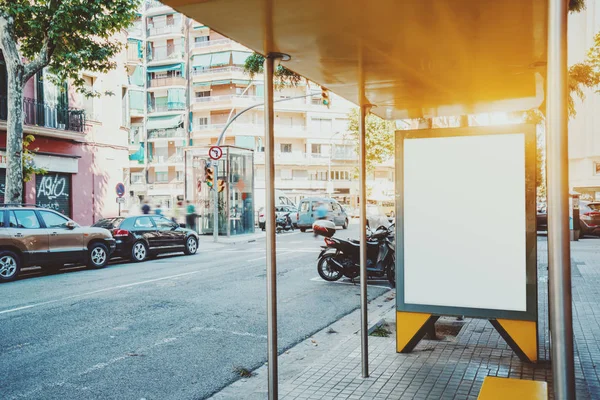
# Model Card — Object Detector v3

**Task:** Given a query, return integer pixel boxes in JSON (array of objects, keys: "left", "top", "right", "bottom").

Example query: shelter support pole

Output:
[
  {"left": 359, "top": 104, "right": 369, "bottom": 378},
  {"left": 547, "top": 0, "right": 576, "bottom": 398},
  {"left": 265, "top": 53, "right": 279, "bottom": 400}
]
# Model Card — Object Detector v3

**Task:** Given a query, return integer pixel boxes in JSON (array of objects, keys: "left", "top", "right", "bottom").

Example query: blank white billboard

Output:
[{"left": 403, "top": 133, "right": 527, "bottom": 312}]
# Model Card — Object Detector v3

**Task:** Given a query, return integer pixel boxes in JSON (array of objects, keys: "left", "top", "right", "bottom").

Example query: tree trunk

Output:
[{"left": 5, "top": 64, "right": 24, "bottom": 203}]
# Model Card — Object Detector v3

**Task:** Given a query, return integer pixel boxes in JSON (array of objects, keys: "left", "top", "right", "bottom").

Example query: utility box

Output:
[{"left": 186, "top": 146, "right": 255, "bottom": 236}]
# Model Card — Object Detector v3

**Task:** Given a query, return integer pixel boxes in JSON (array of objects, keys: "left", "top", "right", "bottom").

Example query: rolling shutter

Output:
[{"left": 36, "top": 173, "right": 72, "bottom": 217}]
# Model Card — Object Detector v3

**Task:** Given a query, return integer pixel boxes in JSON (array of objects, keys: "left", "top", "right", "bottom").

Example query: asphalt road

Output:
[{"left": 0, "top": 223, "right": 391, "bottom": 400}]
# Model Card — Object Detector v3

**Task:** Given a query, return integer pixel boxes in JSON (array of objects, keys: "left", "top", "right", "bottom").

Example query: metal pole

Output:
[
  {"left": 359, "top": 104, "right": 369, "bottom": 378},
  {"left": 265, "top": 53, "right": 279, "bottom": 400},
  {"left": 213, "top": 163, "right": 219, "bottom": 242},
  {"left": 547, "top": 0, "right": 575, "bottom": 398}
]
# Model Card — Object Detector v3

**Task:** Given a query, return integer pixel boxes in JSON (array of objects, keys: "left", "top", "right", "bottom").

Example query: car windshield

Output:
[{"left": 93, "top": 218, "right": 124, "bottom": 229}]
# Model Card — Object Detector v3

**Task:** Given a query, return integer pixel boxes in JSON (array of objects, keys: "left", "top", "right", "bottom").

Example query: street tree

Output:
[
  {"left": 347, "top": 108, "right": 395, "bottom": 173},
  {"left": 0, "top": 0, "right": 139, "bottom": 203}
]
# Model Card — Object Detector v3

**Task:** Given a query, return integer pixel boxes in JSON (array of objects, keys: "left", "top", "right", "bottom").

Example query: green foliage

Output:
[
  {"left": 243, "top": 53, "right": 302, "bottom": 87},
  {"left": 570, "top": 0, "right": 586, "bottom": 12},
  {"left": 347, "top": 108, "right": 395, "bottom": 172},
  {"left": 0, "top": 0, "right": 140, "bottom": 95},
  {"left": 22, "top": 135, "right": 46, "bottom": 182}
]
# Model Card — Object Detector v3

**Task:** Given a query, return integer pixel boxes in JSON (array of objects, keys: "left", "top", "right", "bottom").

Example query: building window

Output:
[
  {"left": 197, "top": 117, "right": 208, "bottom": 127},
  {"left": 311, "top": 118, "right": 332, "bottom": 133},
  {"left": 155, "top": 171, "right": 168, "bottom": 183},
  {"left": 280, "top": 143, "right": 292, "bottom": 153},
  {"left": 195, "top": 91, "right": 211, "bottom": 98},
  {"left": 166, "top": 14, "right": 174, "bottom": 26},
  {"left": 195, "top": 36, "right": 209, "bottom": 43},
  {"left": 82, "top": 75, "right": 95, "bottom": 120},
  {"left": 595, "top": 162, "right": 600, "bottom": 175},
  {"left": 131, "top": 172, "right": 144, "bottom": 184},
  {"left": 176, "top": 171, "right": 184, "bottom": 181},
  {"left": 311, "top": 144, "right": 322, "bottom": 155},
  {"left": 280, "top": 169, "right": 292, "bottom": 180}
]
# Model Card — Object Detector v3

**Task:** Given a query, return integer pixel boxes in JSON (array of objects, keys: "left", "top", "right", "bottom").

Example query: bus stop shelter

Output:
[{"left": 162, "top": 0, "right": 573, "bottom": 398}]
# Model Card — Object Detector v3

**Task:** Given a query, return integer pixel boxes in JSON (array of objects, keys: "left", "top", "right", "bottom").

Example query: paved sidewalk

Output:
[{"left": 210, "top": 237, "right": 600, "bottom": 399}]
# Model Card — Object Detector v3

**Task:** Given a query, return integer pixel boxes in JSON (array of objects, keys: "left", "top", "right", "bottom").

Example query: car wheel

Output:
[
  {"left": 131, "top": 241, "right": 148, "bottom": 262},
  {"left": 300, "top": 228, "right": 306, "bottom": 233},
  {"left": 184, "top": 236, "right": 198, "bottom": 255},
  {"left": 0, "top": 251, "right": 21, "bottom": 282},
  {"left": 87, "top": 243, "right": 109, "bottom": 269},
  {"left": 342, "top": 219, "right": 349, "bottom": 229}
]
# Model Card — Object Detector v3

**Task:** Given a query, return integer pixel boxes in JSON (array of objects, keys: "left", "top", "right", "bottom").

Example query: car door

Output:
[
  {"left": 151, "top": 216, "right": 184, "bottom": 249},
  {"left": 7, "top": 210, "right": 49, "bottom": 266},
  {"left": 330, "top": 202, "right": 342, "bottom": 225},
  {"left": 298, "top": 201, "right": 311, "bottom": 226},
  {"left": 39, "top": 210, "right": 85, "bottom": 264},
  {"left": 132, "top": 216, "right": 159, "bottom": 250}
]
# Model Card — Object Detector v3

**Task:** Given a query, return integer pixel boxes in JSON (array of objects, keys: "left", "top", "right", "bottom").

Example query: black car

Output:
[{"left": 93, "top": 215, "right": 199, "bottom": 262}]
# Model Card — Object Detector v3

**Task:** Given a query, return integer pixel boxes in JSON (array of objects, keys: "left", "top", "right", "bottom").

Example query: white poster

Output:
[{"left": 403, "top": 133, "right": 527, "bottom": 312}]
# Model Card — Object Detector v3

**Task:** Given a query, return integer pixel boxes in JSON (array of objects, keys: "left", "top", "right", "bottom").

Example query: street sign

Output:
[
  {"left": 209, "top": 146, "right": 223, "bottom": 160},
  {"left": 115, "top": 182, "right": 125, "bottom": 198},
  {"left": 116, "top": 197, "right": 125, "bottom": 204}
]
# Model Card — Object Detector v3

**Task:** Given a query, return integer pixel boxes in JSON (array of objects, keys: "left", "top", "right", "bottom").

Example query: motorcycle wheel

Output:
[
  {"left": 387, "top": 256, "right": 396, "bottom": 288},
  {"left": 317, "top": 254, "right": 344, "bottom": 281}
]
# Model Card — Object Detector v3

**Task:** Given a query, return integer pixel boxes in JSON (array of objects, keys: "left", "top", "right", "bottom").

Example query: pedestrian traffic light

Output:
[
  {"left": 321, "top": 88, "right": 331, "bottom": 108},
  {"left": 205, "top": 165, "right": 214, "bottom": 187},
  {"left": 217, "top": 179, "right": 226, "bottom": 193}
]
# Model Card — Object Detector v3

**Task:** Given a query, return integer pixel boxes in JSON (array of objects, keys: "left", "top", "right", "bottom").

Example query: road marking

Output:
[
  {"left": 309, "top": 276, "right": 392, "bottom": 290},
  {"left": 0, "top": 271, "right": 202, "bottom": 315}
]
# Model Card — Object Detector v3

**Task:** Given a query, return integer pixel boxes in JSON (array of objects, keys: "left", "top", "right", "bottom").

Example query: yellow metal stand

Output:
[
  {"left": 396, "top": 311, "right": 439, "bottom": 353},
  {"left": 490, "top": 319, "right": 538, "bottom": 363}
]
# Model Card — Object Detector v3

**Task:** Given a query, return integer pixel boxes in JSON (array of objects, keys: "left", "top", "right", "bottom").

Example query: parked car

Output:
[
  {"left": 259, "top": 205, "right": 299, "bottom": 231},
  {"left": 536, "top": 209, "right": 548, "bottom": 232},
  {"left": 93, "top": 215, "right": 199, "bottom": 262},
  {"left": 297, "top": 197, "right": 349, "bottom": 232},
  {"left": 0, "top": 205, "right": 116, "bottom": 282},
  {"left": 257, "top": 189, "right": 297, "bottom": 230}
]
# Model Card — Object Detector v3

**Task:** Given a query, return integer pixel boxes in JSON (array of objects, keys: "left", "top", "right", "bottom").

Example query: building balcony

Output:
[
  {"left": 0, "top": 96, "right": 86, "bottom": 137},
  {"left": 254, "top": 152, "right": 331, "bottom": 166},
  {"left": 192, "top": 122, "right": 324, "bottom": 139},
  {"left": 191, "top": 38, "right": 249, "bottom": 53},
  {"left": 149, "top": 154, "right": 184, "bottom": 165},
  {"left": 127, "top": 23, "right": 144, "bottom": 39},
  {"left": 145, "top": 0, "right": 173, "bottom": 14},
  {"left": 147, "top": 127, "right": 185, "bottom": 141},
  {"left": 148, "top": 103, "right": 186, "bottom": 114},
  {"left": 148, "top": 76, "right": 187, "bottom": 88},
  {"left": 147, "top": 181, "right": 184, "bottom": 196},
  {"left": 191, "top": 94, "right": 262, "bottom": 112},
  {"left": 147, "top": 23, "right": 184, "bottom": 37},
  {"left": 129, "top": 107, "right": 145, "bottom": 117},
  {"left": 127, "top": 47, "right": 143, "bottom": 64},
  {"left": 191, "top": 66, "right": 248, "bottom": 83},
  {"left": 147, "top": 45, "right": 185, "bottom": 63},
  {"left": 130, "top": 182, "right": 147, "bottom": 192}
]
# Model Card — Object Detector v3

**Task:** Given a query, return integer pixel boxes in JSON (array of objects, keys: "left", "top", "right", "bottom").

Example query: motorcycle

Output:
[
  {"left": 276, "top": 212, "right": 294, "bottom": 233},
  {"left": 316, "top": 223, "right": 395, "bottom": 287}
]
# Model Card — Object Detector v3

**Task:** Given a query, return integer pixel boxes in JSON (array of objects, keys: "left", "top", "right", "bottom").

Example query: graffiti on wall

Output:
[{"left": 36, "top": 173, "right": 71, "bottom": 216}]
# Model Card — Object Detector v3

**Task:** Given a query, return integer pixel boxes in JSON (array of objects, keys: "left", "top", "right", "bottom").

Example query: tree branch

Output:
[{"left": 23, "top": 35, "right": 56, "bottom": 83}]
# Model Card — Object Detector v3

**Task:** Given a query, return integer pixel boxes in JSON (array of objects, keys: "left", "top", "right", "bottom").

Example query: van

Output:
[{"left": 297, "top": 197, "right": 349, "bottom": 232}]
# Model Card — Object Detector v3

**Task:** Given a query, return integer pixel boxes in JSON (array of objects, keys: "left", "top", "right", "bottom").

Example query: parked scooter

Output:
[
  {"left": 276, "top": 212, "right": 294, "bottom": 233},
  {"left": 315, "top": 222, "right": 395, "bottom": 287}
]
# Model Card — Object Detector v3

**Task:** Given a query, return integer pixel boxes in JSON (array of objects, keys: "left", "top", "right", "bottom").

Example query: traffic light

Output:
[
  {"left": 205, "top": 165, "right": 214, "bottom": 188},
  {"left": 217, "top": 179, "right": 226, "bottom": 193},
  {"left": 321, "top": 88, "right": 331, "bottom": 108}
]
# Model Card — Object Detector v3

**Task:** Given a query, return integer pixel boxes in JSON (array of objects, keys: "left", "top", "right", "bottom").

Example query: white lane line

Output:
[
  {"left": 0, "top": 271, "right": 201, "bottom": 315},
  {"left": 309, "top": 276, "right": 392, "bottom": 290}
]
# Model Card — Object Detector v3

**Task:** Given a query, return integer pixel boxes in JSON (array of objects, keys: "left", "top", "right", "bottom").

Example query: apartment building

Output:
[
  {"left": 0, "top": 39, "right": 130, "bottom": 225},
  {"left": 125, "top": 0, "right": 379, "bottom": 210},
  {"left": 568, "top": 2, "right": 600, "bottom": 200}
]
